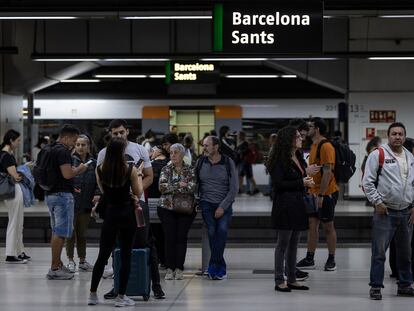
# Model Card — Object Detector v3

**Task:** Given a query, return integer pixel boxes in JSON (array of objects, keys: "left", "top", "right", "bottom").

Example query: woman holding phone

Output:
[
  {"left": 88, "top": 137, "right": 144, "bottom": 307},
  {"left": 66, "top": 134, "right": 100, "bottom": 273},
  {"left": 267, "top": 126, "right": 314, "bottom": 293}
]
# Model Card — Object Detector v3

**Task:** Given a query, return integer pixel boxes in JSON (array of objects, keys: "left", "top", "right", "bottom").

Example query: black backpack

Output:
[
  {"left": 33, "top": 143, "right": 59, "bottom": 191},
  {"left": 316, "top": 138, "right": 356, "bottom": 183}
]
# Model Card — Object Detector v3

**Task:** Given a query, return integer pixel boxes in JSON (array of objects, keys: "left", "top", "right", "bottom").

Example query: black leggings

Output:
[{"left": 90, "top": 215, "right": 136, "bottom": 295}]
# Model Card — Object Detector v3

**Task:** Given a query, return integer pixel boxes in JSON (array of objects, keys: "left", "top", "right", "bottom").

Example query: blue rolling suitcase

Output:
[{"left": 113, "top": 248, "right": 151, "bottom": 301}]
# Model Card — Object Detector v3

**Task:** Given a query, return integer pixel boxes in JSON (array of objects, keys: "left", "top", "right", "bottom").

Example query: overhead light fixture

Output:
[
  {"left": 0, "top": 16, "right": 78, "bottom": 20},
  {"left": 122, "top": 16, "right": 212, "bottom": 20},
  {"left": 149, "top": 75, "right": 166, "bottom": 78},
  {"left": 94, "top": 74, "right": 147, "bottom": 78},
  {"left": 32, "top": 55, "right": 170, "bottom": 62},
  {"left": 379, "top": 15, "right": 414, "bottom": 18},
  {"left": 368, "top": 57, "right": 414, "bottom": 60},
  {"left": 61, "top": 79, "right": 101, "bottom": 83},
  {"left": 103, "top": 58, "right": 169, "bottom": 62},
  {"left": 225, "top": 75, "right": 279, "bottom": 78},
  {"left": 270, "top": 57, "right": 338, "bottom": 61},
  {"left": 201, "top": 58, "right": 268, "bottom": 61},
  {"left": 281, "top": 75, "right": 297, "bottom": 78},
  {"left": 34, "top": 58, "right": 101, "bottom": 62}
]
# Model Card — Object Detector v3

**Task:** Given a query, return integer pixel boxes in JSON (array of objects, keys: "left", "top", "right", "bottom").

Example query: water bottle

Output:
[{"left": 134, "top": 200, "right": 146, "bottom": 228}]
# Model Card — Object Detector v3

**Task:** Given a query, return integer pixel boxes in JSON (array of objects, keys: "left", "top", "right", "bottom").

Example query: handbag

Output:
[
  {"left": 303, "top": 193, "right": 317, "bottom": 214},
  {"left": 172, "top": 193, "right": 195, "bottom": 215},
  {"left": 0, "top": 172, "right": 15, "bottom": 201}
]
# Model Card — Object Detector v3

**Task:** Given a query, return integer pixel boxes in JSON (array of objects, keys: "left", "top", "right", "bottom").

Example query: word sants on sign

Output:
[
  {"left": 213, "top": 3, "right": 323, "bottom": 54},
  {"left": 166, "top": 61, "right": 219, "bottom": 84}
]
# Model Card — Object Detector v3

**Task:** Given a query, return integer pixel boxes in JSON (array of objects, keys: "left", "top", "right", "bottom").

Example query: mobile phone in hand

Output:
[
  {"left": 85, "top": 159, "right": 94, "bottom": 166},
  {"left": 136, "top": 159, "right": 144, "bottom": 168}
]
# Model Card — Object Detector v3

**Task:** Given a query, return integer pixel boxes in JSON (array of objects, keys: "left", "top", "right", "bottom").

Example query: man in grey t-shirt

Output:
[
  {"left": 196, "top": 136, "right": 238, "bottom": 280},
  {"left": 97, "top": 120, "right": 153, "bottom": 201}
]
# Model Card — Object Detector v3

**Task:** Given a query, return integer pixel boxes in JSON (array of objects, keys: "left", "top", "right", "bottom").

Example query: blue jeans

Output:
[
  {"left": 46, "top": 192, "right": 74, "bottom": 238},
  {"left": 370, "top": 208, "right": 413, "bottom": 288},
  {"left": 200, "top": 201, "right": 232, "bottom": 272}
]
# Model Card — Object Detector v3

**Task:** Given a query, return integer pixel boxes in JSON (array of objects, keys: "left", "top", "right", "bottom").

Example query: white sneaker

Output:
[
  {"left": 87, "top": 293, "right": 99, "bottom": 305},
  {"left": 164, "top": 268, "right": 174, "bottom": 280},
  {"left": 46, "top": 267, "right": 74, "bottom": 280},
  {"left": 79, "top": 261, "right": 94, "bottom": 272},
  {"left": 114, "top": 295, "right": 135, "bottom": 307},
  {"left": 67, "top": 261, "right": 76, "bottom": 273},
  {"left": 174, "top": 269, "right": 184, "bottom": 280},
  {"left": 103, "top": 267, "right": 114, "bottom": 279}
]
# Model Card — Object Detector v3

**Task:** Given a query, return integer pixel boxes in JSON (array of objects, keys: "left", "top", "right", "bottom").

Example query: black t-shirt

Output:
[
  {"left": 49, "top": 143, "right": 73, "bottom": 193},
  {"left": 0, "top": 151, "right": 16, "bottom": 174}
]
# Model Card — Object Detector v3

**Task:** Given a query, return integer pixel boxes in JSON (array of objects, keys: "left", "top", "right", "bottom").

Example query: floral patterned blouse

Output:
[{"left": 158, "top": 162, "right": 196, "bottom": 210}]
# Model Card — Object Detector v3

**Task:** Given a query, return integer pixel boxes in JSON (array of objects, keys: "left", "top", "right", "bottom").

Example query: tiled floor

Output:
[{"left": 0, "top": 246, "right": 410, "bottom": 311}]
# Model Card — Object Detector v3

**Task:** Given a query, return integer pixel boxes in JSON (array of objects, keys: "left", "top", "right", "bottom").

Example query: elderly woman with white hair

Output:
[{"left": 158, "top": 143, "right": 196, "bottom": 281}]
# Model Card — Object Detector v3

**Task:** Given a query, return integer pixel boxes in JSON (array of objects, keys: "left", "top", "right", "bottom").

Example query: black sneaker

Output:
[
  {"left": 103, "top": 288, "right": 117, "bottom": 299},
  {"left": 324, "top": 258, "right": 337, "bottom": 271},
  {"left": 18, "top": 252, "right": 31, "bottom": 261},
  {"left": 397, "top": 287, "right": 414, "bottom": 297},
  {"left": 251, "top": 189, "right": 260, "bottom": 195},
  {"left": 5, "top": 256, "right": 28, "bottom": 264},
  {"left": 295, "top": 269, "right": 309, "bottom": 281},
  {"left": 296, "top": 257, "right": 315, "bottom": 270},
  {"left": 370, "top": 287, "right": 382, "bottom": 300},
  {"left": 153, "top": 284, "right": 165, "bottom": 299}
]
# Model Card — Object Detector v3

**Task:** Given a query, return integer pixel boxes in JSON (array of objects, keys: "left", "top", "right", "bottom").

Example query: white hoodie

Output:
[{"left": 362, "top": 143, "right": 414, "bottom": 210}]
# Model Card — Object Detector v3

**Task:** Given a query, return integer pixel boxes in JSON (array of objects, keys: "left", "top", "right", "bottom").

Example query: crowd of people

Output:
[{"left": 1, "top": 117, "right": 414, "bottom": 305}]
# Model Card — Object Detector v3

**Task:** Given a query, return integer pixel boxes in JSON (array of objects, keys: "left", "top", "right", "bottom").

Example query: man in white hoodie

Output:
[{"left": 363, "top": 122, "right": 414, "bottom": 300}]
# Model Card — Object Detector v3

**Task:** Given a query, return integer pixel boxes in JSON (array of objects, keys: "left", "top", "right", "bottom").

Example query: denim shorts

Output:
[{"left": 46, "top": 192, "right": 75, "bottom": 238}]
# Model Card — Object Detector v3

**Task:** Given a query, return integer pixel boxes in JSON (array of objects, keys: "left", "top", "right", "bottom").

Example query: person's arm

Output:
[
  {"left": 6, "top": 166, "right": 22, "bottom": 182},
  {"left": 140, "top": 148, "right": 154, "bottom": 190},
  {"left": 362, "top": 149, "right": 386, "bottom": 214},
  {"left": 159, "top": 166, "right": 180, "bottom": 194},
  {"left": 319, "top": 164, "right": 333, "bottom": 195},
  {"left": 130, "top": 166, "right": 144, "bottom": 198},
  {"left": 218, "top": 159, "right": 239, "bottom": 211},
  {"left": 95, "top": 168, "right": 103, "bottom": 194},
  {"left": 271, "top": 163, "right": 304, "bottom": 191},
  {"left": 176, "top": 167, "right": 196, "bottom": 194},
  {"left": 142, "top": 167, "right": 153, "bottom": 190},
  {"left": 60, "top": 163, "right": 87, "bottom": 180}
]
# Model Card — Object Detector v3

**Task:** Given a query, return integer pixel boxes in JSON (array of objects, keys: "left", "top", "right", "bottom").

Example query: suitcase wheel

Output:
[{"left": 143, "top": 295, "right": 150, "bottom": 301}]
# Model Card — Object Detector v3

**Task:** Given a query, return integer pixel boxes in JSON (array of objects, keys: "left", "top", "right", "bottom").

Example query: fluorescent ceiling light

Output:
[
  {"left": 281, "top": 75, "right": 297, "bottom": 78},
  {"left": 103, "top": 58, "right": 169, "bottom": 62},
  {"left": 379, "top": 15, "right": 414, "bottom": 18},
  {"left": 34, "top": 58, "right": 101, "bottom": 62},
  {"left": 225, "top": 75, "right": 280, "bottom": 78},
  {"left": 122, "top": 16, "right": 212, "bottom": 20},
  {"left": 33, "top": 57, "right": 169, "bottom": 62},
  {"left": 270, "top": 57, "right": 338, "bottom": 61},
  {"left": 94, "top": 74, "right": 147, "bottom": 78},
  {"left": 61, "top": 79, "right": 101, "bottom": 83},
  {"left": 201, "top": 58, "right": 268, "bottom": 61},
  {"left": 149, "top": 75, "right": 166, "bottom": 78},
  {"left": 0, "top": 16, "right": 77, "bottom": 20},
  {"left": 368, "top": 57, "right": 414, "bottom": 60}
]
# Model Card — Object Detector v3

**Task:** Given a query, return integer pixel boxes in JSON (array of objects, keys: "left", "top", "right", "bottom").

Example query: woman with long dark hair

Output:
[
  {"left": 267, "top": 126, "right": 314, "bottom": 292},
  {"left": 1, "top": 129, "right": 30, "bottom": 263},
  {"left": 88, "top": 137, "right": 144, "bottom": 307}
]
